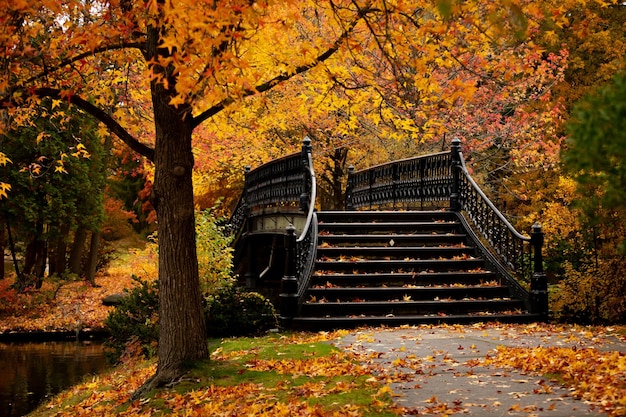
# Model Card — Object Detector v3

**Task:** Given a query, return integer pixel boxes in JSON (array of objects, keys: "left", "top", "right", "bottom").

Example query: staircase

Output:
[{"left": 291, "top": 210, "right": 535, "bottom": 329}]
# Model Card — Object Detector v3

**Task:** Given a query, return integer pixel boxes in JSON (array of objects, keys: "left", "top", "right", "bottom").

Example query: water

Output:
[{"left": 0, "top": 341, "right": 110, "bottom": 417}]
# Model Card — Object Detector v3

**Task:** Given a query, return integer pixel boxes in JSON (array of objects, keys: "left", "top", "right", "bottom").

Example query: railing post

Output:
[
  {"left": 450, "top": 138, "right": 461, "bottom": 211},
  {"left": 300, "top": 136, "right": 312, "bottom": 213},
  {"left": 530, "top": 222, "right": 548, "bottom": 318},
  {"left": 279, "top": 224, "right": 298, "bottom": 323},
  {"left": 345, "top": 165, "right": 355, "bottom": 210}
]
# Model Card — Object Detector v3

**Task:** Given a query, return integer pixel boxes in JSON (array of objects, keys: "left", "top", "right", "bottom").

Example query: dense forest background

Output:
[{"left": 1, "top": 0, "right": 625, "bottom": 330}]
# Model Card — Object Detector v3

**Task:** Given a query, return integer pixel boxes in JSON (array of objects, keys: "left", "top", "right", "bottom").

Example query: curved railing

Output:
[
  {"left": 344, "top": 139, "right": 547, "bottom": 315},
  {"left": 345, "top": 151, "right": 453, "bottom": 210},
  {"left": 227, "top": 137, "right": 319, "bottom": 320},
  {"left": 229, "top": 137, "right": 547, "bottom": 319}
]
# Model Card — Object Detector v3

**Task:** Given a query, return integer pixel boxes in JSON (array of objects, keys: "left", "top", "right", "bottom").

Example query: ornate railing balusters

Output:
[
  {"left": 227, "top": 137, "right": 318, "bottom": 322},
  {"left": 451, "top": 138, "right": 546, "bottom": 315},
  {"left": 229, "top": 136, "right": 548, "bottom": 320},
  {"left": 346, "top": 151, "right": 453, "bottom": 210}
]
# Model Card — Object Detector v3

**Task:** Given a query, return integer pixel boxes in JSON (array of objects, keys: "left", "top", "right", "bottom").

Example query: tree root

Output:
[{"left": 130, "top": 368, "right": 186, "bottom": 401}]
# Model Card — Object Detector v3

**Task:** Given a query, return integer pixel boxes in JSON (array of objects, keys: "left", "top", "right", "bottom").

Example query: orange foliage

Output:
[
  {"left": 0, "top": 246, "right": 157, "bottom": 333},
  {"left": 486, "top": 345, "right": 626, "bottom": 416}
]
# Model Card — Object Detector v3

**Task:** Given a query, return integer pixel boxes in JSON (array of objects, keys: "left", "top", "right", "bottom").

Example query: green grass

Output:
[{"left": 33, "top": 333, "right": 399, "bottom": 416}]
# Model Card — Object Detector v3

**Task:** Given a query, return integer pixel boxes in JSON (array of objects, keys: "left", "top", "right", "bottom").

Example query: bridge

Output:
[{"left": 228, "top": 138, "right": 548, "bottom": 330}]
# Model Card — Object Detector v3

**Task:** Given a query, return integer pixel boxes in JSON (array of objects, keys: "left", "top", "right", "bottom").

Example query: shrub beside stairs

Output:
[{"left": 290, "top": 210, "right": 538, "bottom": 329}]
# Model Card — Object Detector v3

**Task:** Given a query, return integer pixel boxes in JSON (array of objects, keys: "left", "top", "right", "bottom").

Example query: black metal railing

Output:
[
  {"left": 228, "top": 137, "right": 548, "bottom": 319},
  {"left": 343, "top": 138, "right": 547, "bottom": 316},
  {"left": 450, "top": 139, "right": 546, "bottom": 315},
  {"left": 227, "top": 137, "right": 318, "bottom": 321},
  {"left": 345, "top": 151, "right": 453, "bottom": 210}
]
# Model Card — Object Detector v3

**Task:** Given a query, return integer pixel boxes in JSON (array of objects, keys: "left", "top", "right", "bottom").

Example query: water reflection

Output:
[{"left": 0, "top": 341, "right": 110, "bottom": 417}]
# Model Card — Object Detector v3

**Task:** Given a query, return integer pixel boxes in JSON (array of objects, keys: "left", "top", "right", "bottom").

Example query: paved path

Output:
[{"left": 333, "top": 324, "right": 626, "bottom": 416}]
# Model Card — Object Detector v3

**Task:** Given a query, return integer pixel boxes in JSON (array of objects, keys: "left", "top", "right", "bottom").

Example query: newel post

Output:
[
  {"left": 279, "top": 224, "right": 298, "bottom": 323},
  {"left": 450, "top": 138, "right": 461, "bottom": 211},
  {"left": 300, "top": 136, "right": 312, "bottom": 213},
  {"left": 345, "top": 165, "right": 355, "bottom": 210},
  {"left": 530, "top": 222, "right": 549, "bottom": 318}
]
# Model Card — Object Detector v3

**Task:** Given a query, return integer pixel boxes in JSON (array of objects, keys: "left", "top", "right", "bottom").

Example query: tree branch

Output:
[
  {"left": 9, "top": 42, "right": 147, "bottom": 99},
  {"left": 31, "top": 88, "right": 155, "bottom": 161},
  {"left": 191, "top": 11, "right": 367, "bottom": 129}
]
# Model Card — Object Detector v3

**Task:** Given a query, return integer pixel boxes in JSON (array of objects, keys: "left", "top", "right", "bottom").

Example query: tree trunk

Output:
[
  {"left": 52, "top": 224, "right": 70, "bottom": 276},
  {"left": 85, "top": 230, "right": 100, "bottom": 286},
  {"left": 33, "top": 238, "right": 46, "bottom": 289},
  {"left": 150, "top": 107, "right": 208, "bottom": 381},
  {"left": 23, "top": 239, "right": 36, "bottom": 276},
  {"left": 68, "top": 226, "right": 87, "bottom": 275},
  {"left": 0, "top": 217, "right": 5, "bottom": 280},
  {"left": 131, "top": 20, "right": 208, "bottom": 400}
]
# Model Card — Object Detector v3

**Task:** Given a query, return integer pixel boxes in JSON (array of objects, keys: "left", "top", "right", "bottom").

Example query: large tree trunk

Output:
[
  {"left": 131, "top": 18, "right": 208, "bottom": 401},
  {"left": 135, "top": 26, "right": 208, "bottom": 396},
  {"left": 148, "top": 105, "right": 209, "bottom": 386}
]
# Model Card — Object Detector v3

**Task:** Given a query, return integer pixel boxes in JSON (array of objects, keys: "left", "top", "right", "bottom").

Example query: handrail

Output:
[
  {"left": 229, "top": 136, "right": 547, "bottom": 320},
  {"left": 346, "top": 151, "right": 453, "bottom": 210},
  {"left": 451, "top": 139, "right": 530, "bottom": 277},
  {"left": 297, "top": 138, "right": 316, "bottom": 242},
  {"left": 227, "top": 138, "right": 313, "bottom": 240},
  {"left": 450, "top": 138, "right": 547, "bottom": 315},
  {"left": 226, "top": 137, "right": 319, "bottom": 322},
  {"left": 458, "top": 156, "right": 529, "bottom": 242}
]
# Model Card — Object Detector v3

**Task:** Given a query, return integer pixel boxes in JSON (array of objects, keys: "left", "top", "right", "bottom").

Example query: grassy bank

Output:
[{"left": 31, "top": 331, "right": 400, "bottom": 417}]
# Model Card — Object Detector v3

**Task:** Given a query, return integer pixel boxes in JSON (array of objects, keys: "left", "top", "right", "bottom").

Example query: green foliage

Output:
[
  {"left": 195, "top": 205, "right": 235, "bottom": 295},
  {"left": 104, "top": 276, "right": 159, "bottom": 361},
  {"left": 564, "top": 72, "right": 626, "bottom": 248},
  {"left": 204, "top": 284, "right": 278, "bottom": 338},
  {"left": 548, "top": 71, "right": 626, "bottom": 324}
]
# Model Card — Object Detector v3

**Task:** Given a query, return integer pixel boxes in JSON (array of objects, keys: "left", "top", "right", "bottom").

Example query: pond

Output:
[{"left": 0, "top": 340, "right": 111, "bottom": 417}]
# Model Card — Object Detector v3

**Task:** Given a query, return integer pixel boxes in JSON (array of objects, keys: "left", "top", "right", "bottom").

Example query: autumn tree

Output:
[
  {"left": 193, "top": 1, "right": 571, "bottom": 213},
  {"left": 0, "top": 0, "right": 376, "bottom": 393},
  {"left": 0, "top": 100, "right": 101, "bottom": 288},
  {"left": 0, "top": 0, "right": 579, "bottom": 392}
]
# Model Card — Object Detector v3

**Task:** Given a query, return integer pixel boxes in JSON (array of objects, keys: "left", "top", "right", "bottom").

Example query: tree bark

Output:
[
  {"left": 132, "top": 25, "right": 208, "bottom": 397},
  {"left": 52, "top": 224, "right": 70, "bottom": 276},
  {"left": 85, "top": 230, "right": 101, "bottom": 286},
  {"left": 68, "top": 226, "right": 87, "bottom": 275}
]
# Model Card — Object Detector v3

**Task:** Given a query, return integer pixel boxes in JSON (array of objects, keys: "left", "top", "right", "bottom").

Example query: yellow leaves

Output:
[
  {"left": 36, "top": 131, "right": 49, "bottom": 144},
  {"left": 0, "top": 182, "right": 11, "bottom": 199},
  {"left": 71, "top": 143, "right": 91, "bottom": 159},
  {"left": 485, "top": 346, "right": 626, "bottom": 417},
  {"left": 0, "top": 152, "right": 11, "bottom": 166},
  {"left": 168, "top": 94, "right": 187, "bottom": 108}
]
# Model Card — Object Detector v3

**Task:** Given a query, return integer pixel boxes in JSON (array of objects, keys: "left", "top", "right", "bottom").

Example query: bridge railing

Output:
[
  {"left": 229, "top": 137, "right": 547, "bottom": 318},
  {"left": 345, "top": 139, "right": 547, "bottom": 316},
  {"left": 227, "top": 137, "right": 318, "bottom": 319},
  {"left": 449, "top": 139, "right": 547, "bottom": 316},
  {"left": 345, "top": 151, "right": 453, "bottom": 210}
]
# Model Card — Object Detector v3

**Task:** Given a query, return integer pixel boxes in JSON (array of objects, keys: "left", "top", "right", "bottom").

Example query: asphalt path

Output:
[{"left": 333, "top": 324, "right": 626, "bottom": 416}]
